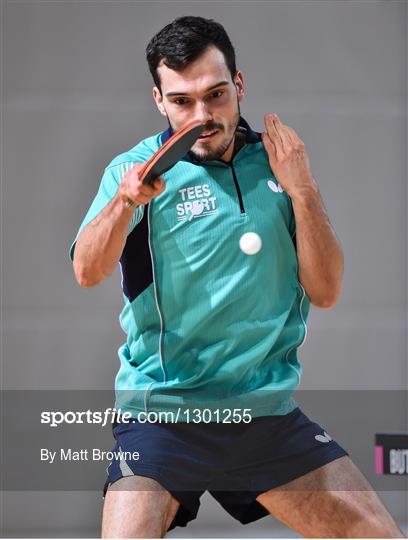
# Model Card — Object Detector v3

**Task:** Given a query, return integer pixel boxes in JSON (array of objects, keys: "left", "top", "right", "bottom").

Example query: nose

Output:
[{"left": 194, "top": 102, "right": 213, "bottom": 126}]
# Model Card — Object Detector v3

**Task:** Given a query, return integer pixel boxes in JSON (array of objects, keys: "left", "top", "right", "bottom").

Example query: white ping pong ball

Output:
[{"left": 239, "top": 232, "right": 262, "bottom": 255}]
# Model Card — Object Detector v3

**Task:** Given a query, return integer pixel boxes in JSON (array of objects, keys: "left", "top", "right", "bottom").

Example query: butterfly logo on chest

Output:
[{"left": 267, "top": 179, "right": 284, "bottom": 193}]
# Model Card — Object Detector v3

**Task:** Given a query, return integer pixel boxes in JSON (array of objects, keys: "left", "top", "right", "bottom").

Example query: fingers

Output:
[
  {"left": 133, "top": 192, "right": 152, "bottom": 206},
  {"left": 120, "top": 163, "right": 166, "bottom": 207},
  {"left": 138, "top": 177, "right": 164, "bottom": 197},
  {"left": 130, "top": 177, "right": 164, "bottom": 206},
  {"left": 130, "top": 165, "right": 164, "bottom": 192},
  {"left": 264, "top": 113, "right": 296, "bottom": 153},
  {"left": 152, "top": 177, "right": 165, "bottom": 193},
  {"left": 265, "top": 113, "right": 282, "bottom": 144},
  {"left": 285, "top": 125, "right": 305, "bottom": 149},
  {"left": 261, "top": 131, "right": 277, "bottom": 161}
]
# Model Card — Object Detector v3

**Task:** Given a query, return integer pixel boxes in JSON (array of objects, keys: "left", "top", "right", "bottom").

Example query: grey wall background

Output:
[{"left": 2, "top": 0, "right": 407, "bottom": 537}]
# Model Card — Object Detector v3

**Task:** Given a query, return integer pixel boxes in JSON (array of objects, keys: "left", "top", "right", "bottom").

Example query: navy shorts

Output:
[{"left": 102, "top": 406, "right": 349, "bottom": 531}]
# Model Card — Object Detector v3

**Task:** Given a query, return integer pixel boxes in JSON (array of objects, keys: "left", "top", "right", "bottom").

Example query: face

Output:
[{"left": 152, "top": 46, "right": 245, "bottom": 163}]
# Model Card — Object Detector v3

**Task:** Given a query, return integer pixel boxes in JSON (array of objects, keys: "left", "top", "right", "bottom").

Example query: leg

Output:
[
  {"left": 101, "top": 475, "right": 180, "bottom": 538},
  {"left": 256, "top": 455, "right": 405, "bottom": 538}
]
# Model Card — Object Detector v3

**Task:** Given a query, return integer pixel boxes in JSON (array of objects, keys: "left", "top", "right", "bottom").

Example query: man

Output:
[{"left": 70, "top": 16, "right": 404, "bottom": 539}]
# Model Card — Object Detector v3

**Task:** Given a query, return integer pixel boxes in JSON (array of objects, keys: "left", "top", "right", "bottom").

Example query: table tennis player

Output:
[{"left": 70, "top": 15, "right": 404, "bottom": 539}]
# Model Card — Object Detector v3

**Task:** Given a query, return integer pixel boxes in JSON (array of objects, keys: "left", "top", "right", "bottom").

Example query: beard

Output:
[{"left": 166, "top": 100, "right": 241, "bottom": 163}]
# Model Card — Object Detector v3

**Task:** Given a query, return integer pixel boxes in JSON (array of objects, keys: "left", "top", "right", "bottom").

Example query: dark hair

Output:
[{"left": 146, "top": 16, "right": 237, "bottom": 94}]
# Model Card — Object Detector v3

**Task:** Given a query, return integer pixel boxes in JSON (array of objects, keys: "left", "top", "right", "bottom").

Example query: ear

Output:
[
  {"left": 152, "top": 86, "right": 167, "bottom": 117},
  {"left": 234, "top": 70, "right": 245, "bottom": 103}
]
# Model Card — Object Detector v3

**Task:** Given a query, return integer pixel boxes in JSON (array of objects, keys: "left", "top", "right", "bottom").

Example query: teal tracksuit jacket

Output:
[{"left": 70, "top": 116, "right": 310, "bottom": 421}]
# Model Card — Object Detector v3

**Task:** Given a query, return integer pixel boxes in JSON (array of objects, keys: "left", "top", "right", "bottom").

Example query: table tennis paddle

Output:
[{"left": 138, "top": 119, "right": 206, "bottom": 185}]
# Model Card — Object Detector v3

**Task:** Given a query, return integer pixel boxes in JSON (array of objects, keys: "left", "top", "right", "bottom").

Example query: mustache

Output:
[{"left": 202, "top": 124, "right": 222, "bottom": 131}]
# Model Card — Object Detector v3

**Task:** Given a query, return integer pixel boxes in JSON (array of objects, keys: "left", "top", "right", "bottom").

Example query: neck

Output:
[{"left": 220, "top": 130, "right": 246, "bottom": 164}]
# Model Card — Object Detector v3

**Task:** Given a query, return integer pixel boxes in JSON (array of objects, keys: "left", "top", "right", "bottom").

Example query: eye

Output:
[
  {"left": 173, "top": 90, "right": 224, "bottom": 106},
  {"left": 174, "top": 98, "right": 189, "bottom": 106}
]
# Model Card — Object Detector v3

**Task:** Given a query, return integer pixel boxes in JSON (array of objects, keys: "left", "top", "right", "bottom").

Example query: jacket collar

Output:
[{"left": 159, "top": 115, "right": 262, "bottom": 165}]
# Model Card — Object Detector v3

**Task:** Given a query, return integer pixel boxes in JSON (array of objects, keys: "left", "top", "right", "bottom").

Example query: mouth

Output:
[{"left": 197, "top": 130, "right": 219, "bottom": 141}]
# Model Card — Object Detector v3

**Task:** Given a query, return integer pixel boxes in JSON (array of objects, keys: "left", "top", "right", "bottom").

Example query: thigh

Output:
[
  {"left": 101, "top": 475, "right": 180, "bottom": 538},
  {"left": 256, "top": 455, "right": 404, "bottom": 538}
]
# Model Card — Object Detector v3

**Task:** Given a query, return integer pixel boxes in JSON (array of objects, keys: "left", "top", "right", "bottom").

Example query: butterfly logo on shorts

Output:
[{"left": 315, "top": 431, "right": 333, "bottom": 443}]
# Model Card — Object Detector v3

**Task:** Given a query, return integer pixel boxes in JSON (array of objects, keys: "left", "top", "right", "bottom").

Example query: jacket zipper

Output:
[{"left": 230, "top": 164, "right": 245, "bottom": 214}]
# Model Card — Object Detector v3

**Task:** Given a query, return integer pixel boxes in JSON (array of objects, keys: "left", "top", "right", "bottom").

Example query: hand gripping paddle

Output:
[{"left": 139, "top": 119, "right": 206, "bottom": 185}]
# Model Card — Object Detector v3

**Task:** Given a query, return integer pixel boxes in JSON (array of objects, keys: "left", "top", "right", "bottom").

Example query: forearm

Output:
[
  {"left": 291, "top": 181, "right": 344, "bottom": 308},
  {"left": 73, "top": 192, "right": 136, "bottom": 287}
]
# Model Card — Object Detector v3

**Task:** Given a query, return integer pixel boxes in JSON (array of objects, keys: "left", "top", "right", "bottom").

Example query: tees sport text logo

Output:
[{"left": 177, "top": 184, "right": 219, "bottom": 221}]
